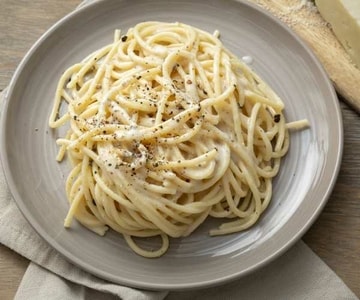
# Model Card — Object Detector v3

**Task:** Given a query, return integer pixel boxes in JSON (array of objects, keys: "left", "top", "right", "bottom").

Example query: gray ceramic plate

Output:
[{"left": 1, "top": 0, "right": 343, "bottom": 291}]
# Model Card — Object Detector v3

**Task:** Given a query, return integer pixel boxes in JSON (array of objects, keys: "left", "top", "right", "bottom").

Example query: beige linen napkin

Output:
[{"left": 0, "top": 1, "right": 359, "bottom": 299}]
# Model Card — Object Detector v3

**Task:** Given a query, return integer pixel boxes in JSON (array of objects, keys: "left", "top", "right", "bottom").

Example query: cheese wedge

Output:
[{"left": 315, "top": 0, "right": 360, "bottom": 68}]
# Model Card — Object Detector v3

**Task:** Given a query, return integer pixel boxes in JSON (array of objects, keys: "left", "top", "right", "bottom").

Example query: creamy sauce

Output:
[{"left": 242, "top": 55, "right": 253, "bottom": 65}]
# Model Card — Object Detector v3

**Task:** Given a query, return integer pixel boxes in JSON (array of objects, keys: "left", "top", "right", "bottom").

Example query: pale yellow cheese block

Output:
[{"left": 316, "top": 0, "right": 360, "bottom": 69}]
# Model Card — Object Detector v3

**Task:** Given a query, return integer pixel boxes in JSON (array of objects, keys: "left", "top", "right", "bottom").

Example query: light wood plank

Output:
[{"left": 250, "top": 0, "right": 360, "bottom": 113}]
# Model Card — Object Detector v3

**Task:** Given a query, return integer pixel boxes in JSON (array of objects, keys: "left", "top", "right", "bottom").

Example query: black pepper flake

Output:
[
  {"left": 186, "top": 79, "right": 192, "bottom": 84},
  {"left": 121, "top": 35, "right": 128, "bottom": 42},
  {"left": 274, "top": 114, "right": 281, "bottom": 123}
]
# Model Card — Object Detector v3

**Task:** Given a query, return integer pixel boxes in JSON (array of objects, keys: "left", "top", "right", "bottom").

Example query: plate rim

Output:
[{"left": 0, "top": 0, "right": 343, "bottom": 291}]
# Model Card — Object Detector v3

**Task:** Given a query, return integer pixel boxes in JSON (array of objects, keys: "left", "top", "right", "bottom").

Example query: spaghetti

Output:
[{"left": 49, "top": 21, "right": 308, "bottom": 257}]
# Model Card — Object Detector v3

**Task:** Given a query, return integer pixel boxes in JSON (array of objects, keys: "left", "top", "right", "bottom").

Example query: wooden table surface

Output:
[{"left": 0, "top": 1, "right": 359, "bottom": 299}]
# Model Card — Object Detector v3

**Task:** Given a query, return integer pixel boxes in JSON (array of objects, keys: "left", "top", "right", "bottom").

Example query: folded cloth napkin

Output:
[{"left": 0, "top": 1, "right": 359, "bottom": 299}]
